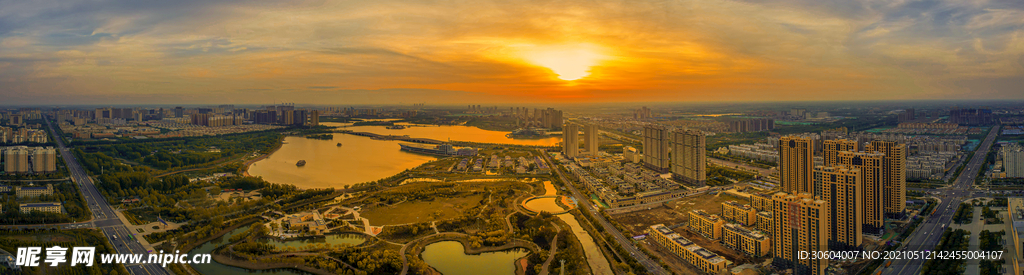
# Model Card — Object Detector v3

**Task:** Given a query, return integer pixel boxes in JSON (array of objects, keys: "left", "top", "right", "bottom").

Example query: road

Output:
[
  {"left": 881, "top": 125, "right": 1000, "bottom": 275},
  {"left": 541, "top": 151, "right": 669, "bottom": 275},
  {"left": 45, "top": 118, "right": 170, "bottom": 275}
]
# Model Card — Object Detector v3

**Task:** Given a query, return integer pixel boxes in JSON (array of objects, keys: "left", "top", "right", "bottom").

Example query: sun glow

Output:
[{"left": 524, "top": 45, "right": 604, "bottom": 81}]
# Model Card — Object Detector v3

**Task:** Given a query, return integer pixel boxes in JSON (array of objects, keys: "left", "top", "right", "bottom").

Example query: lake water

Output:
[
  {"left": 420, "top": 241, "right": 528, "bottom": 275},
  {"left": 337, "top": 122, "right": 562, "bottom": 146},
  {"left": 248, "top": 122, "right": 562, "bottom": 189},
  {"left": 247, "top": 133, "right": 438, "bottom": 189},
  {"left": 189, "top": 226, "right": 303, "bottom": 275}
]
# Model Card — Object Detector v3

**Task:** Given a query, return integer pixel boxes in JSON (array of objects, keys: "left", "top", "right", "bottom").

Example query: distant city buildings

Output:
[
  {"left": 0, "top": 127, "right": 48, "bottom": 144},
  {"left": 634, "top": 106, "right": 652, "bottom": 120},
  {"left": 728, "top": 118, "right": 775, "bottom": 133},
  {"left": 949, "top": 108, "right": 993, "bottom": 125}
]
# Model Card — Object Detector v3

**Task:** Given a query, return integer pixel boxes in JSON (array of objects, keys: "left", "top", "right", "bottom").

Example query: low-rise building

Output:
[
  {"left": 688, "top": 210, "right": 725, "bottom": 240},
  {"left": 756, "top": 211, "right": 773, "bottom": 236},
  {"left": 750, "top": 193, "right": 772, "bottom": 212},
  {"left": 722, "top": 201, "right": 757, "bottom": 226},
  {"left": 20, "top": 202, "right": 62, "bottom": 214},
  {"left": 15, "top": 184, "right": 53, "bottom": 198},
  {"left": 286, "top": 210, "right": 328, "bottom": 235},
  {"left": 648, "top": 224, "right": 727, "bottom": 274},
  {"left": 722, "top": 223, "right": 771, "bottom": 257}
]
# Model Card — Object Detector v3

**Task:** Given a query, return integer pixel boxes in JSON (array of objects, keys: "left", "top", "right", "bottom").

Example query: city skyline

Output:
[{"left": 2, "top": 0, "right": 1024, "bottom": 105}]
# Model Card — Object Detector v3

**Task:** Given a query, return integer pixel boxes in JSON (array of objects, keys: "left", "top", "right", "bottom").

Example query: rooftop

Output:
[{"left": 20, "top": 202, "right": 60, "bottom": 207}]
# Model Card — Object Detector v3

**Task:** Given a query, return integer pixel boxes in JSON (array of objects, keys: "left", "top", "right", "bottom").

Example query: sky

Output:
[{"left": 1, "top": 0, "right": 1023, "bottom": 105}]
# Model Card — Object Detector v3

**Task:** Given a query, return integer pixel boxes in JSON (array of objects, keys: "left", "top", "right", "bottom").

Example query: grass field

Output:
[{"left": 361, "top": 194, "right": 484, "bottom": 225}]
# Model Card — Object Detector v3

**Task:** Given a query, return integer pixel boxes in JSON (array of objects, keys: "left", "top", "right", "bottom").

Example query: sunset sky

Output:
[{"left": 1, "top": 0, "right": 1023, "bottom": 105}]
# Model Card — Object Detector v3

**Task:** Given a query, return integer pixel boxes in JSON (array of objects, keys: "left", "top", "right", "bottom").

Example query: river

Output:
[
  {"left": 420, "top": 241, "right": 528, "bottom": 275},
  {"left": 248, "top": 122, "right": 561, "bottom": 189},
  {"left": 522, "top": 181, "right": 614, "bottom": 275}
]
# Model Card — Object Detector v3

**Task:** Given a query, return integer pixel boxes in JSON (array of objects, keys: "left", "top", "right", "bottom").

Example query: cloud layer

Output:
[{"left": 1, "top": 0, "right": 1022, "bottom": 104}]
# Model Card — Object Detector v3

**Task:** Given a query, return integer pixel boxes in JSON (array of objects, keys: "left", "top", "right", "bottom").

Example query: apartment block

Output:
[
  {"left": 722, "top": 201, "right": 757, "bottom": 226},
  {"left": 722, "top": 223, "right": 771, "bottom": 257},
  {"left": 671, "top": 128, "right": 706, "bottom": 185},
  {"left": 643, "top": 125, "right": 670, "bottom": 172},
  {"left": 688, "top": 210, "right": 725, "bottom": 240},
  {"left": 779, "top": 136, "right": 815, "bottom": 194},
  {"left": 813, "top": 165, "right": 863, "bottom": 251},
  {"left": 771, "top": 192, "right": 829, "bottom": 275},
  {"left": 648, "top": 224, "right": 727, "bottom": 274}
]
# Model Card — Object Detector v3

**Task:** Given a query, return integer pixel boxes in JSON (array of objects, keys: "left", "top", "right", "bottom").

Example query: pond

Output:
[
  {"left": 420, "top": 241, "right": 528, "bottom": 275},
  {"left": 189, "top": 226, "right": 304, "bottom": 275}
]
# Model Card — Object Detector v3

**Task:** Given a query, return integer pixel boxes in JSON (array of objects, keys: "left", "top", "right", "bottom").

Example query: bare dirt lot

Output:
[
  {"left": 609, "top": 192, "right": 766, "bottom": 266},
  {"left": 610, "top": 192, "right": 748, "bottom": 235}
]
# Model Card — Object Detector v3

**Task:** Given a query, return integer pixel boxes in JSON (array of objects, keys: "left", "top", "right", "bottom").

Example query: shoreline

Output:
[{"left": 241, "top": 135, "right": 286, "bottom": 177}]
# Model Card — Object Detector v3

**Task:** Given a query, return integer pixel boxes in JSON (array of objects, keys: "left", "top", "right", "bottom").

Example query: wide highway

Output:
[
  {"left": 881, "top": 125, "right": 999, "bottom": 275},
  {"left": 46, "top": 118, "right": 170, "bottom": 275}
]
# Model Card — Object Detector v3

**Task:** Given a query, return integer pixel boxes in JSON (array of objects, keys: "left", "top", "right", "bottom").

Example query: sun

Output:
[{"left": 524, "top": 45, "right": 604, "bottom": 81}]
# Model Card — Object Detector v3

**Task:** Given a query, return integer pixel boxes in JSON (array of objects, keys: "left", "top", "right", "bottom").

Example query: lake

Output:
[
  {"left": 420, "top": 241, "right": 528, "bottom": 275},
  {"left": 248, "top": 123, "right": 562, "bottom": 189}
]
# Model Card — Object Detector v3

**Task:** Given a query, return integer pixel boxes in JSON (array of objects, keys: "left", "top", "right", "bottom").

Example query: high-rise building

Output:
[
  {"left": 308, "top": 110, "right": 320, "bottom": 126},
  {"left": 867, "top": 140, "right": 906, "bottom": 216},
  {"left": 837, "top": 151, "right": 886, "bottom": 232},
  {"left": 634, "top": 106, "right": 652, "bottom": 120},
  {"left": 771, "top": 192, "right": 829, "bottom": 275},
  {"left": 949, "top": 108, "right": 993, "bottom": 125},
  {"left": 584, "top": 124, "right": 599, "bottom": 155},
  {"left": 174, "top": 107, "right": 184, "bottom": 118},
  {"left": 283, "top": 110, "right": 294, "bottom": 126},
  {"left": 3, "top": 147, "right": 30, "bottom": 173},
  {"left": 822, "top": 139, "right": 858, "bottom": 167},
  {"left": 779, "top": 136, "right": 815, "bottom": 194},
  {"left": 671, "top": 128, "right": 706, "bottom": 185},
  {"left": 813, "top": 165, "right": 863, "bottom": 251},
  {"left": 562, "top": 123, "right": 579, "bottom": 159},
  {"left": 191, "top": 113, "right": 212, "bottom": 126},
  {"left": 10, "top": 114, "right": 23, "bottom": 125},
  {"left": 898, "top": 108, "right": 915, "bottom": 122},
  {"left": 643, "top": 125, "right": 670, "bottom": 172},
  {"left": 1002, "top": 144, "right": 1024, "bottom": 178},
  {"left": 31, "top": 147, "right": 57, "bottom": 173}
]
